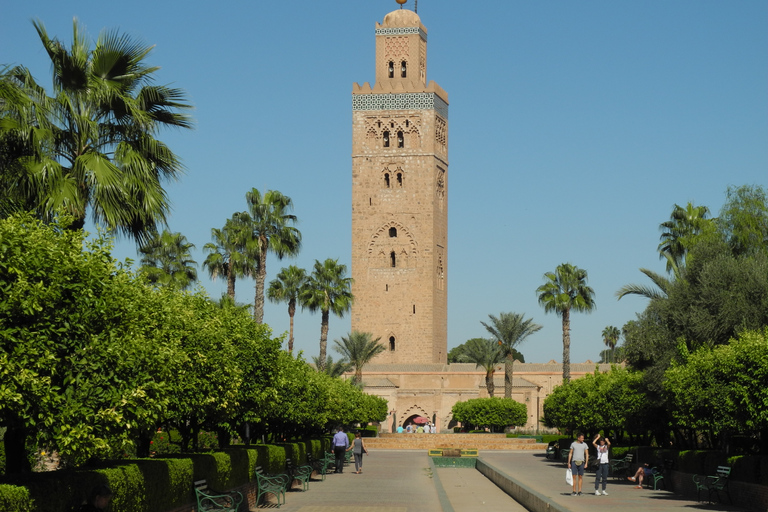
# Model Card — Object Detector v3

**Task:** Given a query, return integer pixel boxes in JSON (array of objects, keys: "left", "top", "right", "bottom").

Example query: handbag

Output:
[{"left": 565, "top": 468, "right": 573, "bottom": 486}]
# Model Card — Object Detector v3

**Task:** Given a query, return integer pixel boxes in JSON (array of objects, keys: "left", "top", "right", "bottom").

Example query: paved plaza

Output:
[{"left": 265, "top": 450, "right": 745, "bottom": 512}]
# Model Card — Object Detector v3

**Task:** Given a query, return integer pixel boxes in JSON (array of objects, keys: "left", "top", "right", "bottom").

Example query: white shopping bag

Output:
[{"left": 565, "top": 468, "right": 573, "bottom": 486}]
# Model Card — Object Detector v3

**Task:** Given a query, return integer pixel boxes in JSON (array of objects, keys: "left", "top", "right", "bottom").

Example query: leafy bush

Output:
[
  {"left": 452, "top": 398, "right": 527, "bottom": 432},
  {"left": 0, "top": 485, "right": 33, "bottom": 512}
]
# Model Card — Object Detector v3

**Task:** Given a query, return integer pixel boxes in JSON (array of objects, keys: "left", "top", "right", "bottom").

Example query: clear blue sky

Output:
[{"left": 3, "top": 0, "right": 766, "bottom": 364}]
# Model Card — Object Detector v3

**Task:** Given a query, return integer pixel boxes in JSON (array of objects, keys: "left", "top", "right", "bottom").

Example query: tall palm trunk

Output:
[
  {"left": 504, "top": 355, "right": 514, "bottom": 398},
  {"left": 226, "top": 266, "right": 236, "bottom": 300},
  {"left": 318, "top": 309, "right": 330, "bottom": 370},
  {"left": 561, "top": 308, "right": 571, "bottom": 383},
  {"left": 486, "top": 370, "right": 495, "bottom": 398},
  {"left": 254, "top": 240, "right": 267, "bottom": 323},
  {"left": 287, "top": 298, "right": 296, "bottom": 353}
]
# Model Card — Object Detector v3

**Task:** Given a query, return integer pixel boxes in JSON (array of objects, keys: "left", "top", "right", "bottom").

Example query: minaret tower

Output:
[{"left": 351, "top": 4, "right": 448, "bottom": 364}]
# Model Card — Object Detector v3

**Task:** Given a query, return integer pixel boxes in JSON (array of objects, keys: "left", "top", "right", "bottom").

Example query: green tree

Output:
[
  {"left": 717, "top": 184, "right": 768, "bottom": 256},
  {"left": 448, "top": 340, "right": 523, "bottom": 364},
  {"left": 138, "top": 229, "right": 197, "bottom": 290},
  {"left": 0, "top": 214, "right": 184, "bottom": 472},
  {"left": 481, "top": 312, "right": 542, "bottom": 398},
  {"left": 536, "top": 263, "right": 596, "bottom": 383},
  {"left": 458, "top": 338, "right": 504, "bottom": 398},
  {"left": 664, "top": 329, "right": 768, "bottom": 450},
  {"left": 300, "top": 259, "right": 353, "bottom": 371},
  {"left": 615, "top": 260, "right": 677, "bottom": 301},
  {"left": 333, "top": 331, "right": 386, "bottom": 385},
  {"left": 0, "top": 20, "right": 193, "bottom": 244},
  {"left": 601, "top": 326, "right": 620, "bottom": 363},
  {"left": 267, "top": 265, "right": 308, "bottom": 353},
  {"left": 312, "top": 355, "right": 353, "bottom": 378},
  {"left": 451, "top": 398, "right": 527, "bottom": 432},
  {"left": 244, "top": 188, "right": 302, "bottom": 323},
  {"left": 203, "top": 213, "right": 253, "bottom": 300},
  {"left": 658, "top": 202, "right": 713, "bottom": 271}
]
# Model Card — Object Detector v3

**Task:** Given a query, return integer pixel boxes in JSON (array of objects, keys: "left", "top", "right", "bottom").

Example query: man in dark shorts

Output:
[{"left": 567, "top": 433, "right": 589, "bottom": 496}]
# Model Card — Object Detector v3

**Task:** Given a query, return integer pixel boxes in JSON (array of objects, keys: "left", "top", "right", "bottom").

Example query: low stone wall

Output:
[
  {"left": 365, "top": 433, "right": 547, "bottom": 451},
  {"left": 476, "top": 458, "right": 568, "bottom": 512}
]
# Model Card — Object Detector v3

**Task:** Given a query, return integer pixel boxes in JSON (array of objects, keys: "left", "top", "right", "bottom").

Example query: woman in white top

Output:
[{"left": 593, "top": 434, "right": 611, "bottom": 495}]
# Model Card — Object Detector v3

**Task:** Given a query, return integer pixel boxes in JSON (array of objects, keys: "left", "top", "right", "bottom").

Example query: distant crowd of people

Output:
[{"left": 396, "top": 422, "right": 437, "bottom": 433}]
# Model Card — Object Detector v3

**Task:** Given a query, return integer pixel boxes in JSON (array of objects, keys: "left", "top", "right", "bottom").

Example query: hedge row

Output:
[{"left": 0, "top": 437, "right": 333, "bottom": 512}]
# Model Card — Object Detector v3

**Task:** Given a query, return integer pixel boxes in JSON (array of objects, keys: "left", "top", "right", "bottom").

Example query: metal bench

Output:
[
  {"left": 286, "top": 458, "right": 313, "bottom": 491},
  {"left": 308, "top": 452, "right": 334, "bottom": 481},
  {"left": 254, "top": 466, "right": 289, "bottom": 508},
  {"left": 194, "top": 479, "right": 243, "bottom": 512},
  {"left": 610, "top": 453, "right": 634, "bottom": 480},
  {"left": 693, "top": 466, "right": 731, "bottom": 504}
]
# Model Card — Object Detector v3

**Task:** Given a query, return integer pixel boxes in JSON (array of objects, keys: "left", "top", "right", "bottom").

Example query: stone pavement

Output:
[{"left": 256, "top": 450, "right": 745, "bottom": 512}]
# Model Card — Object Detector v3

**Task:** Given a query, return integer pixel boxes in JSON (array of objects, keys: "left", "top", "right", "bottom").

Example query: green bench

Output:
[
  {"left": 610, "top": 453, "right": 634, "bottom": 480},
  {"left": 254, "top": 466, "right": 289, "bottom": 508},
  {"left": 286, "top": 458, "right": 313, "bottom": 491},
  {"left": 307, "top": 452, "right": 334, "bottom": 481},
  {"left": 194, "top": 479, "right": 243, "bottom": 512},
  {"left": 693, "top": 466, "right": 731, "bottom": 504}
]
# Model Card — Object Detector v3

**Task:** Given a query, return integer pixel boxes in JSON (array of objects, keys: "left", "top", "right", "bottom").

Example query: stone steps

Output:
[{"left": 363, "top": 433, "right": 548, "bottom": 451}]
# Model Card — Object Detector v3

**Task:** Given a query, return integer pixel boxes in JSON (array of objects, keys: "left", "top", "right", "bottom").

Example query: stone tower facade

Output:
[{"left": 351, "top": 8, "right": 448, "bottom": 365}]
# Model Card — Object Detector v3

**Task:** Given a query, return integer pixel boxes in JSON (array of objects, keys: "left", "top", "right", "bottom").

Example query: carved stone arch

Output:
[
  {"left": 368, "top": 221, "right": 418, "bottom": 255},
  {"left": 400, "top": 404, "right": 430, "bottom": 426}
]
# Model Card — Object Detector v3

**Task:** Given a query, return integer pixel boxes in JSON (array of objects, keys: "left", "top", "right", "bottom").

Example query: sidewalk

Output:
[{"left": 256, "top": 450, "right": 745, "bottom": 512}]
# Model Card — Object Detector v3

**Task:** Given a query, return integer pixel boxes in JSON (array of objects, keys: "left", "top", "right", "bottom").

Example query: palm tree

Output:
[
  {"left": 658, "top": 202, "right": 712, "bottom": 271},
  {"left": 203, "top": 213, "right": 254, "bottom": 300},
  {"left": 300, "top": 259, "right": 353, "bottom": 372},
  {"left": 481, "top": 312, "right": 542, "bottom": 398},
  {"left": 138, "top": 230, "right": 197, "bottom": 290},
  {"left": 267, "top": 265, "right": 308, "bottom": 353},
  {"left": 333, "top": 331, "right": 386, "bottom": 385},
  {"left": 311, "top": 356, "right": 353, "bottom": 378},
  {"left": 458, "top": 338, "right": 504, "bottom": 398},
  {"left": 601, "top": 325, "right": 620, "bottom": 363},
  {"left": 615, "top": 265, "right": 674, "bottom": 301},
  {"left": 244, "top": 188, "right": 302, "bottom": 323},
  {"left": 0, "top": 19, "right": 193, "bottom": 244},
  {"left": 536, "top": 263, "right": 596, "bottom": 383}
]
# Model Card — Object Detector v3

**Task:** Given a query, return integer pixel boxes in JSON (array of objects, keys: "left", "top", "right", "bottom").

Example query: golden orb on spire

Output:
[{"left": 396, "top": 0, "right": 407, "bottom": 7}]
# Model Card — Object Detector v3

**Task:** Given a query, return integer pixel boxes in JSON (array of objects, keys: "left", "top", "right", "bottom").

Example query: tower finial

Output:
[{"left": 396, "top": 0, "right": 407, "bottom": 8}]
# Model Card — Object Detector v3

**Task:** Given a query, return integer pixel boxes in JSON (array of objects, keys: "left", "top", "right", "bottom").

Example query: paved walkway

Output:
[{"left": 257, "top": 450, "right": 744, "bottom": 512}]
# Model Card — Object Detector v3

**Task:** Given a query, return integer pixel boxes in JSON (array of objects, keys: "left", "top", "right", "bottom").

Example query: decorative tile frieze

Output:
[
  {"left": 375, "top": 27, "right": 427, "bottom": 41},
  {"left": 353, "top": 93, "right": 448, "bottom": 120}
]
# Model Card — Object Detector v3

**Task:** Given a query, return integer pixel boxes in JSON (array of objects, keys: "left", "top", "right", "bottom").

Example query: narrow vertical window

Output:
[
  {"left": 389, "top": 336, "right": 396, "bottom": 351},
  {"left": 384, "top": 173, "right": 390, "bottom": 188},
  {"left": 385, "top": 284, "right": 389, "bottom": 292},
  {"left": 389, "top": 227, "right": 397, "bottom": 237},
  {"left": 413, "top": 304, "right": 416, "bottom": 314},
  {"left": 383, "top": 131, "right": 390, "bottom": 148},
  {"left": 396, "top": 172, "right": 403, "bottom": 186},
  {"left": 390, "top": 251, "right": 396, "bottom": 267},
  {"left": 401, "top": 61, "right": 407, "bottom": 78},
  {"left": 388, "top": 61, "right": 394, "bottom": 78},
  {"left": 397, "top": 131, "right": 404, "bottom": 148},
  {"left": 369, "top": 197, "right": 372, "bottom": 206}
]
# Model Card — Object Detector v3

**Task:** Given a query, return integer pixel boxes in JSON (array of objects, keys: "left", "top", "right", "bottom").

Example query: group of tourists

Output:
[{"left": 396, "top": 422, "right": 436, "bottom": 434}]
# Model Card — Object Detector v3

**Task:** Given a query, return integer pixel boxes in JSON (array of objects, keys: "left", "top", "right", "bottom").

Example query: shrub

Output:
[{"left": 0, "top": 485, "right": 33, "bottom": 512}]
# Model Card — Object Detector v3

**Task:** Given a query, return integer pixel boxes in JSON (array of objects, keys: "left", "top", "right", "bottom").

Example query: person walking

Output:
[
  {"left": 332, "top": 426, "right": 349, "bottom": 473},
  {"left": 567, "top": 433, "right": 589, "bottom": 496},
  {"left": 593, "top": 434, "right": 611, "bottom": 495},
  {"left": 346, "top": 431, "right": 369, "bottom": 474}
]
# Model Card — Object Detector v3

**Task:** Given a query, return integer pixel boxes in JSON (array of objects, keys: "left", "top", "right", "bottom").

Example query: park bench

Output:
[
  {"left": 646, "top": 459, "right": 674, "bottom": 490},
  {"left": 610, "top": 453, "right": 634, "bottom": 480},
  {"left": 693, "top": 466, "right": 731, "bottom": 504},
  {"left": 194, "top": 479, "right": 243, "bottom": 512},
  {"left": 545, "top": 441, "right": 558, "bottom": 460},
  {"left": 307, "top": 452, "right": 334, "bottom": 481},
  {"left": 254, "top": 466, "right": 289, "bottom": 508},
  {"left": 286, "top": 458, "right": 313, "bottom": 491}
]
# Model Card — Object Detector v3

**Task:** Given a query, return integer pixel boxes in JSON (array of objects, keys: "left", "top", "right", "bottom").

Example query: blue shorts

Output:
[{"left": 571, "top": 461, "right": 585, "bottom": 476}]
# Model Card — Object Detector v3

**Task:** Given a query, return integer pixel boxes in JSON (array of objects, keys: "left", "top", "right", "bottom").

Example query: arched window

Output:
[
  {"left": 397, "top": 131, "right": 404, "bottom": 148},
  {"left": 389, "top": 336, "right": 396, "bottom": 351},
  {"left": 384, "top": 173, "right": 390, "bottom": 188},
  {"left": 396, "top": 172, "right": 403, "bottom": 186},
  {"left": 390, "top": 251, "right": 396, "bottom": 267},
  {"left": 388, "top": 61, "right": 394, "bottom": 79},
  {"left": 401, "top": 61, "right": 407, "bottom": 78},
  {"left": 389, "top": 227, "right": 397, "bottom": 237},
  {"left": 383, "top": 131, "right": 390, "bottom": 148}
]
